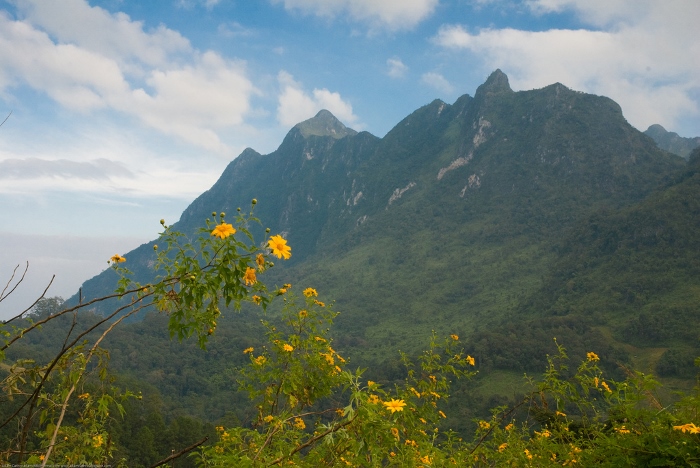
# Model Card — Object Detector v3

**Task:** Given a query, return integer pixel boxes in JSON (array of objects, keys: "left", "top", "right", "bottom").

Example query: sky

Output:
[{"left": 1, "top": 0, "right": 699, "bottom": 319}]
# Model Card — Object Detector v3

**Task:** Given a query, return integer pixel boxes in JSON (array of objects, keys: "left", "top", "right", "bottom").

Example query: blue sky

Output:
[{"left": 1, "top": 0, "right": 699, "bottom": 318}]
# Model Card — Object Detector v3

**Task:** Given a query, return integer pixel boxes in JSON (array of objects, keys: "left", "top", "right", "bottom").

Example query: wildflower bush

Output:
[{"left": 1, "top": 202, "right": 699, "bottom": 466}]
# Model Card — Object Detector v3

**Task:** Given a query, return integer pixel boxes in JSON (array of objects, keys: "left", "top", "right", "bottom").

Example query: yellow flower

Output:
[
  {"left": 410, "top": 387, "right": 421, "bottom": 398},
  {"left": 314, "top": 300, "right": 325, "bottom": 307},
  {"left": 391, "top": 427, "right": 400, "bottom": 439},
  {"left": 293, "top": 417, "right": 306, "bottom": 430},
  {"left": 336, "top": 408, "right": 345, "bottom": 417},
  {"left": 450, "top": 334, "right": 459, "bottom": 340},
  {"left": 593, "top": 377, "right": 599, "bottom": 387},
  {"left": 419, "top": 454, "right": 432, "bottom": 464},
  {"left": 405, "top": 439, "right": 418, "bottom": 447},
  {"left": 439, "top": 410, "right": 446, "bottom": 419},
  {"left": 298, "top": 309, "right": 308, "bottom": 318},
  {"left": 466, "top": 355, "right": 475, "bottom": 366},
  {"left": 536, "top": 429, "right": 551, "bottom": 438},
  {"left": 383, "top": 398, "right": 407, "bottom": 413},
  {"left": 498, "top": 443, "right": 508, "bottom": 452},
  {"left": 278, "top": 288, "right": 287, "bottom": 294},
  {"left": 283, "top": 343, "right": 294, "bottom": 352},
  {"left": 243, "top": 347, "right": 254, "bottom": 354},
  {"left": 478, "top": 421, "right": 490, "bottom": 430},
  {"left": 673, "top": 423, "right": 700, "bottom": 434},
  {"left": 420, "top": 418, "right": 427, "bottom": 424},
  {"left": 505, "top": 423, "right": 514, "bottom": 431},
  {"left": 78, "top": 393, "right": 90, "bottom": 399},
  {"left": 254, "top": 355, "right": 266, "bottom": 365},
  {"left": 315, "top": 336, "right": 327, "bottom": 342},
  {"left": 601, "top": 381, "right": 612, "bottom": 393},
  {"left": 211, "top": 222, "right": 236, "bottom": 239},
  {"left": 252, "top": 295, "right": 262, "bottom": 305},
  {"left": 524, "top": 449, "right": 533, "bottom": 460},
  {"left": 263, "top": 415, "right": 274, "bottom": 423},
  {"left": 367, "top": 380, "right": 376, "bottom": 387},
  {"left": 256, "top": 253, "right": 265, "bottom": 270},
  {"left": 283, "top": 283, "right": 292, "bottom": 289},
  {"left": 110, "top": 254, "right": 126, "bottom": 263},
  {"left": 92, "top": 434, "right": 103, "bottom": 448},
  {"left": 556, "top": 411, "right": 567, "bottom": 417},
  {"left": 320, "top": 352, "right": 335, "bottom": 365},
  {"left": 243, "top": 267, "right": 257, "bottom": 286},
  {"left": 587, "top": 352, "right": 600, "bottom": 362},
  {"left": 368, "top": 394, "right": 381, "bottom": 404},
  {"left": 390, "top": 452, "right": 396, "bottom": 457},
  {"left": 268, "top": 235, "right": 291, "bottom": 259},
  {"left": 303, "top": 287, "right": 318, "bottom": 297},
  {"left": 616, "top": 425, "right": 630, "bottom": 434}
]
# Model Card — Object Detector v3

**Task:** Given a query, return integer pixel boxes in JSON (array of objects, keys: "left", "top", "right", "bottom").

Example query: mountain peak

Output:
[
  {"left": 475, "top": 69, "right": 513, "bottom": 98},
  {"left": 294, "top": 110, "right": 357, "bottom": 139}
]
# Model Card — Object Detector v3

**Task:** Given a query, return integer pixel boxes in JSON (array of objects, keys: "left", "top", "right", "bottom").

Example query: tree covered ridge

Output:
[{"left": 1, "top": 205, "right": 699, "bottom": 466}]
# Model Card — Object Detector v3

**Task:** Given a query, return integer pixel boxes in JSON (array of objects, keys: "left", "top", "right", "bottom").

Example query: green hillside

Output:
[{"left": 60, "top": 70, "right": 697, "bottom": 420}]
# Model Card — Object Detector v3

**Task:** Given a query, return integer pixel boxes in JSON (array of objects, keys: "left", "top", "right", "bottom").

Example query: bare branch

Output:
[
  {"left": 42, "top": 306, "right": 142, "bottom": 467},
  {"left": 3, "top": 274, "right": 55, "bottom": 325},
  {"left": 0, "top": 110, "right": 11, "bottom": 128},
  {"left": 0, "top": 262, "right": 29, "bottom": 305},
  {"left": 0, "top": 298, "right": 155, "bottom": 431},
  {"left": 149, "top": 436, "right": 208, "bottom": 468}
]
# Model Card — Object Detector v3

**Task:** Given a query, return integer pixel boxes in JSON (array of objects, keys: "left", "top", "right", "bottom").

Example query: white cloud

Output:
[
  {"left": 421, "top": 72, "right": 454, "bottom": 94},
  {"left": 0, "top": 158, "right": 133, "bottom": 180},
  {"left": 433, "top": 0, "right": 700, "bottom": 133},
  {"left": 0, "top": 1, "right": 258, "bottom": 153},
  {"left": 276, "top": 71, "right": 360, "bottom": 128},
  {"left": 387, "top": 57, "right": 408, "bottom": 78},
  {"left": 271, "top": 0, "right": 438, "bottom": 30}
]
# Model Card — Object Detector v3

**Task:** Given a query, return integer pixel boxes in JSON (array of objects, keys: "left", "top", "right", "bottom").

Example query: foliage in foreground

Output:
[{"left": 1, "top": 206, "right": 699, "bottom": 466}]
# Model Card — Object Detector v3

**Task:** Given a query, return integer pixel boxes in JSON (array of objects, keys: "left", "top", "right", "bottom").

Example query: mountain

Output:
[
  {"left": 645, "top": 124, "right": 700, "bottom": 159},
  {"left": 71, "top": 70, "right": 691, "bottom": 377}
]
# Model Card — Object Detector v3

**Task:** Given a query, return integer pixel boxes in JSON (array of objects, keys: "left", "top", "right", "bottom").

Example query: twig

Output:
[
  {"left": 4, "top": 275, "right": 55, "bottom": 325},
  {"left": 149, "top": 436, "right": 208, "bottom": 468},
  {"left": 0, "top": 262, "right": 29, "bottom": 305},
  {"left": 267, "top": 415, "right": 356, "bottom": 466},
  {"left": 0, "top": 110, "right": 10, "bottom": 128}
]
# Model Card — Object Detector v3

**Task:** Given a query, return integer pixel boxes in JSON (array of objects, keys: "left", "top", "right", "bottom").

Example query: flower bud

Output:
[
  {"left": 160, "top": 219, "right": 165, "bottom": 225},
  {"left": 212, "top": 212, "right": 217, "bottom": 217},
  {"left": 252, "top": 198, "right": 257, "bottom": 205},
  {"left": 153, "top": 245, "right": 158, "bottom": 250}
]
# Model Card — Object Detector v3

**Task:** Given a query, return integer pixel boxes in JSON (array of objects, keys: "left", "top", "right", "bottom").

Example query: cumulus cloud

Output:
[
  {"left": 421, "top": 72, "right": 454, "bottom": 94},
  {"left": 271, "top": 0, "right": 438, "bottom": 30},
  {"left": 387, "top": 57, "right": 408, "bottom": 78},
  {"left": 0, "top": 1, "right": 257, "bottom": 153},
  {"left": 433, "top": 1, "right": 700, "bottom": 133},
  {"left": 276, "top": 71, "right": 360, "bottom": 128}
]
